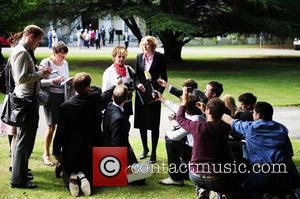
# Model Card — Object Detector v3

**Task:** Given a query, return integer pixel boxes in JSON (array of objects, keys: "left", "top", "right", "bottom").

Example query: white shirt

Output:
[
  {"left": 40, "top": 58, "right": 69, "bottom": 94},
  {"left": 162, "top": 99, "right": 206, "bottom": 146},
  {"left": 113, "top": 101, "right": 124, "bottom": 112},
  {"left": 102, "top": 64, "right": 134, "bottom": 92}
]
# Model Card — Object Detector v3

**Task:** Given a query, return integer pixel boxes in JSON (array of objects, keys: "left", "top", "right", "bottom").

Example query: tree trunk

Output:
[
  {"left": 163, "top": 42, "right": 183, "bottom": 63},
  {"left": 122, "top": 17, "right": 143, "bottom": 43},
  {"left": 159, "top": 31, "right": 184, "bottom": 63}
]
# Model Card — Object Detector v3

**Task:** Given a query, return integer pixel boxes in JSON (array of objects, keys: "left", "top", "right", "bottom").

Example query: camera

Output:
[
  {"left": 125, "top": 81, "right": 135, "bottom": 101},
  {"left": 187, "top": 86, "right": 193, "bottom": 93}
]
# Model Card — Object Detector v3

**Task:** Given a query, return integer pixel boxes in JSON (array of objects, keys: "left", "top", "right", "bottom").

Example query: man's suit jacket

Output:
[{"left": 103, "top": 103, "right": 137, "bottom": 165}]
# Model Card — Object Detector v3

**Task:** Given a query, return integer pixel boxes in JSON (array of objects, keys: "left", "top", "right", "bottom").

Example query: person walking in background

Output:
[
  {"left": 40, "top": 41, "right": 70, "bottom": 166},
  {"left": 134, "top": 35, "right": 168, "bottom": 164},
  {"left": 124, "top": 33, "right": 130, "bottom": 49},
  {"left": 102, "top": 46, "right": 135, "bottom": 118},
  {"left": 95, "top": 29, "right": 100, "bottom": 50},
  {"left": 52, "top": 29, "right": 58, "bottom": 47},
  {"left": 10, "top": 25, "right": 52, "bottom": 189},
  {"left": 109, "top": 27, "right": 115, "bottom": 44},
  {"left": 76, "top": 29, "right": 83, "bottom": 49},
  {"left": 101, "top": 26, "right": 106, "bottom": 46},
  {"left": 47, "top": 29, "right": 52, "bottom": 49}
]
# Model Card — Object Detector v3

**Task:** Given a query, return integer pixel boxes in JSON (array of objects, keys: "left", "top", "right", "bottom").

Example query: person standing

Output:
[
  {"left": 101, "top": 26, "right": 106, "bottom": 46},
  {"left": 124, "top": 33, "right": 129, "bottom": 49},
  {"left": 10, "top": 25, "right": 52, "bottom": 188},
  {"left": 52, "top": 29, "right": 58, "bottom": 47},
  {"left": 40, "top": 41, "right": 70, "bottom": 166},
  {"left": 95, "top": 29, "right": 100, "bottom": 50},
  {"left": 102, "top": 46, "right": 135, "bottom": 118},
  {"left": 134, "top": 36, "right": 167, "bottom": 164},
  {"left": 108, "top": 27, "right": 115, "bottom": 44},
  {"left": 47, "top": 29, "right": 52, "bottom": 49}
]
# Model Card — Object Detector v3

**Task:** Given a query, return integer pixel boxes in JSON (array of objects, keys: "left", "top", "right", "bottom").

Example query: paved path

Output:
[{"left": 1, "top": 105, "right": 296, "bottom": 139}]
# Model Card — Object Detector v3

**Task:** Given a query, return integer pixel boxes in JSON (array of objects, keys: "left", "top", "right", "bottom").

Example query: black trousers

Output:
[
  {"left": 165, "top": 136, "right": 192, "bottom": 181},
  {"left": 140, "top": 126, "right": 159, "bottom": 155}
]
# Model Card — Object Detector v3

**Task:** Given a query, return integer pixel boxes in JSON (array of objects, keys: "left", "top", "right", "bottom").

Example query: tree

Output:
[
  {"left": 7, "top": 0, "right": 300, "bottom": 63},
  {"left": 0, "top": 0, "right": 46, "bottom": 34}
]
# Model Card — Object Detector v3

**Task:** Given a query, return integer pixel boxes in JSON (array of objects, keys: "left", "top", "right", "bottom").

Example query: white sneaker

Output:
[
  {"left": 69, "top": 173, "right": 79, "bottom": 197},
  {"left": 159, "top": 177, "right": 184, "bottom": 186},
  {"left": 78, "top": 172, "right": 91, "bottom": 196}
]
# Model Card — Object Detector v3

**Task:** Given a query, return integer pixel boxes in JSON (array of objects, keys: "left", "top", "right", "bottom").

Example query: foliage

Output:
[{"left": 0, "top": 0, "right": 46, "bottom": 34}]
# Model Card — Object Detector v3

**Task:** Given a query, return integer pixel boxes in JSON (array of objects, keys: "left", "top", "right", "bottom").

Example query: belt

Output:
[{"left": 190, "top": 172, "right": 221, "bottom": 179}]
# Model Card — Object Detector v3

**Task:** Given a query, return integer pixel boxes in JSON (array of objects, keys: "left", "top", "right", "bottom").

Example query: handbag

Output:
[
  {"left": 1, "top": 93, "right": 33, "bottom": 127},
  {"left": 38, "top": 88, "right": 50, "bottom": 105}
]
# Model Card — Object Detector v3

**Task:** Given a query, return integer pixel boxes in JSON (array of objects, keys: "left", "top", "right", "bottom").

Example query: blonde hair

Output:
[
  {"left": 139, "top": 36, "right": 157, "bottom": 52},
  {"left": 222, "top": 95, "right": 239, "bottom": 116},
  {"left": 23, "top": 24, "right": 44, "bottom": 38},
  {"left": 112, "top": 46, "right": 128, "bottom": 62}
]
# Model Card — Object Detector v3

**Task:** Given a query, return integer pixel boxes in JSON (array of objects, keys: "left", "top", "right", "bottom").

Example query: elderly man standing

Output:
[{"left": 10, "top": 25, "right": 51, "bottom": 189}]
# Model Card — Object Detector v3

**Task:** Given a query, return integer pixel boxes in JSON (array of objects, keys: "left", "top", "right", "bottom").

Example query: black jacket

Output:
[
  {"left": 103, "top": 103, "right": 137, "bottom": 165},
  {"left": 58, "top": 88, "right": 112, "bottom": 178},
  {"left": 134, "top": 51, "right": 168, "bottom": 130}
]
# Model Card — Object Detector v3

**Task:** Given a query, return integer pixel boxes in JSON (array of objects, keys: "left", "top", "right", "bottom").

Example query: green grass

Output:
[
  {"left": 0, "top": 136, "right": 300, "bottom": 198},
  {"left": 1, "top": 46, "right": 300, "bottom": 105},
  {"left": 0, "top": 135, "right": 195, "bottom": 199}
]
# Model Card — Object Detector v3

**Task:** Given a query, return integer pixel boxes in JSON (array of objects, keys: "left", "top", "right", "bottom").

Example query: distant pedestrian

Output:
[
  {"left": 124, "top": 33, "right": 130, "bottom": 49},
  {"left": 101, "top": 26, "right": 106, "bottom": 46},
  {"left": 47, "top": 29, "right": 52, "bottom": 49},
  {"left": 109, "top": 27, "right": 115, "bottom": 44}
]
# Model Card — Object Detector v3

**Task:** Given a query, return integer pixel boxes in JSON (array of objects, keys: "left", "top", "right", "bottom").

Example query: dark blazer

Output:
[
  {"left": 170, "top": 86, "right": 183, "bottom": 98},
  {"left": 103, "top": 103, "right": 137, "bottom": 165},
  {"left": 58, "top": 88, "right": 112, "bottom": 179},
  {"left": 134, "top": 51, "right": 168, "bottom": 130}
]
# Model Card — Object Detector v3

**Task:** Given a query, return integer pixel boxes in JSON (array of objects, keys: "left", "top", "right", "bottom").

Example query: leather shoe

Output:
[
  {"left": 55, "top": 161, "right": 63, "bottom": 178},
  {"left": 149, "top": 153, "right": 156, "bottom": 164},
  {"left": 140, "top": 148, "right": 149, "bottom": 159},
  {"left": 11, "top": 181, "right": 38, "bottom": 189}
]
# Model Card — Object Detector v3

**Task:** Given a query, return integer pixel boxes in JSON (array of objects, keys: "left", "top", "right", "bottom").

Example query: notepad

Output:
[{"left": 60, "top": 77, "right": 74, "bottom": 86}]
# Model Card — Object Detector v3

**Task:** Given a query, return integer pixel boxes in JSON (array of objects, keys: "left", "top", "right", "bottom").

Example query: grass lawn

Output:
[
  {"left": 0, "top": 136, "right": 300, "bottom": 198},
  {"left": 1, "top": 46, "right": 300, "bottom": 105}
]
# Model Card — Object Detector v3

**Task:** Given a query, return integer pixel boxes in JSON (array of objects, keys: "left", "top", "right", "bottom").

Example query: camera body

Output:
[
  {"left": 124, "top": 81, "right": 135, "bottom": 101},
  {"left": 186, "top": 86, "right": 193, "bottom": 93}
]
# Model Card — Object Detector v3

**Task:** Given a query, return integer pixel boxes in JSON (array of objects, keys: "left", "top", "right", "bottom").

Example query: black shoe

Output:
[
  {"left": 55, "top": 162, "right": 63, "bottom": 178},
  {"left": 9, "top": 166, "right": 12, "bottom": 172},
  {"left": 140, "top": 148, "right": 149, "bottom": 159},
  {"left": 27, "top": 175, "right": 34, "bottom": 181},
  {"left": 149, "top": 153, "right": 156, "bottom": 164},
  {"left": 11, "top": 181, "right": 38, "bottom": 189}
]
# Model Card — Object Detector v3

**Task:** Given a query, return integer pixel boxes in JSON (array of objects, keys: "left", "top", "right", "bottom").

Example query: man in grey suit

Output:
[{"left": 10, "top": 25, "right": 51, "bottom": 189}]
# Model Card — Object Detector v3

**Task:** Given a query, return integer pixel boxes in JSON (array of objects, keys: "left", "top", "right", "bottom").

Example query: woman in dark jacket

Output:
[{"left": 134, "top": 36, "right": 167, "bottom": 163}]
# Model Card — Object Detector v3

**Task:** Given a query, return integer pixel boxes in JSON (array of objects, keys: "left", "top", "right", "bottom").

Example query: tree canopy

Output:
[{"left": 1, "top": 0, "right": 300, "bottom": 62}]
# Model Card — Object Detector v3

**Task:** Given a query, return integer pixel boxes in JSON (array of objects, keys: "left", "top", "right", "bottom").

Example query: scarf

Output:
[{"left": 114, "top": 64, "right": 126, "bottom": 77}]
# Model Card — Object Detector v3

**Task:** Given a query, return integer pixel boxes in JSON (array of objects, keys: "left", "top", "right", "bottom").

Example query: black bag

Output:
[
  {"left": 37, "top": 88, "right": 50, "bottom": 105},
  {"left": 1, "top": 93, "right": 33, "bottom": 127}
]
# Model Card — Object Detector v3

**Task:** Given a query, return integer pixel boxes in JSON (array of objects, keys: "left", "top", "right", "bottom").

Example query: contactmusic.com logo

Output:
[{"left": 93, "top": 147, "right": 128, "bottom": 186}]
